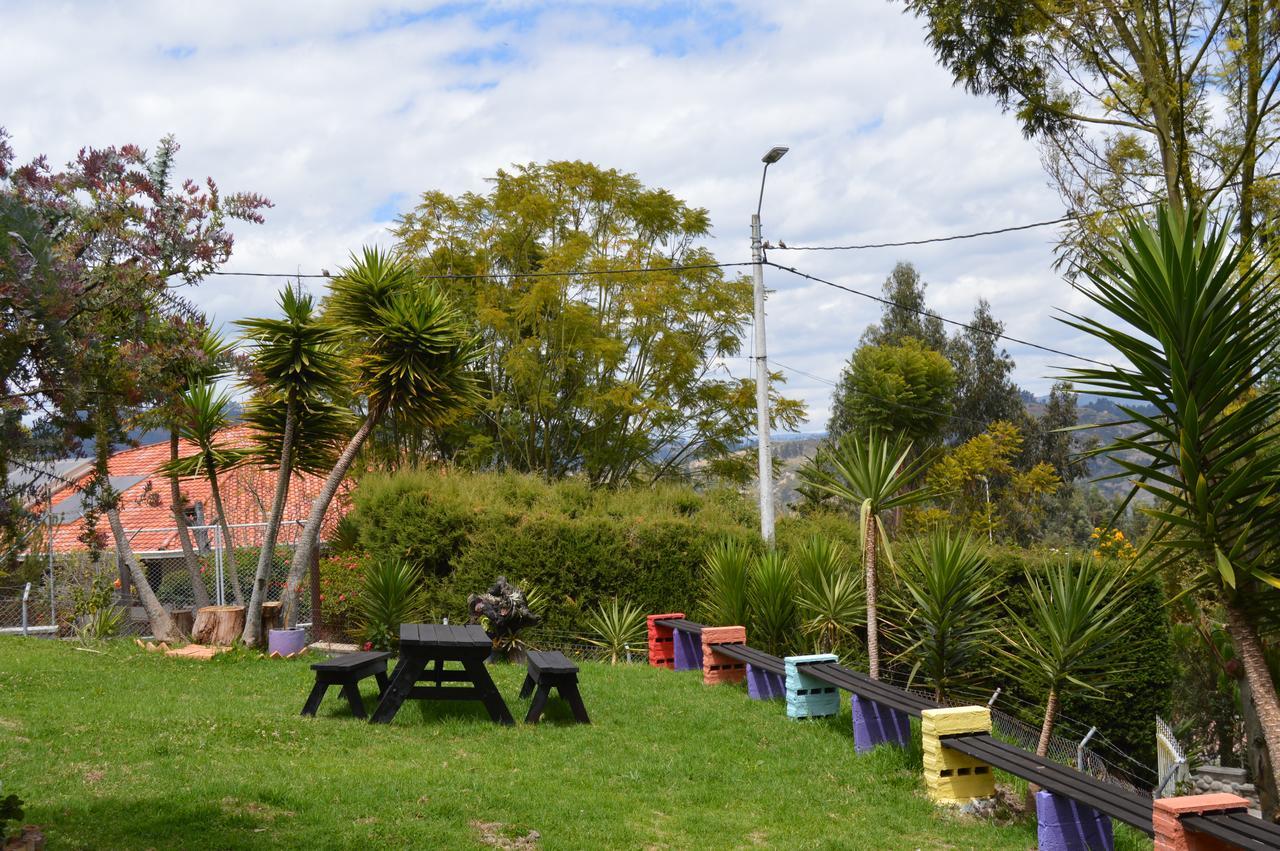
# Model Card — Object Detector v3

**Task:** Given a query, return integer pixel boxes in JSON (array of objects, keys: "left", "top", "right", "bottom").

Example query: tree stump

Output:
[
  {"left": 191, "top": 605, "right": 246, "bottom": 646},
  {"left": 170, "top": 608, "right": 195, "bottom": 638},
  {"left": 260, "top": 601, "right": 282, "bottom": 634}
]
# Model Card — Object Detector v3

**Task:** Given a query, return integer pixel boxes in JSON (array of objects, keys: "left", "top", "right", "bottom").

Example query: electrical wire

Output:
[
  {"left": 765, "top": 261, "right": 1112, "bottom": 367},
  {"left": 772, "top": 215, "right": 1078, "bottom": 251},
  {"left": 207, "top": 260, "right": 754, "bottom": 280}
]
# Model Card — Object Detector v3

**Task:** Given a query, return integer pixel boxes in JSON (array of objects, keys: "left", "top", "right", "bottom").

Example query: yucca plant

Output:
[
  {"left": 354, "top": 559, "right": 428, "bottom": 651},
  {"left": 75, "top": 604, "right": 127, "bottom": 642},
  {"left": 885, "top": 530, "right": 995, "bottom": 702},
  {"left": 799, "top": 431, "right": 937, "bottom": 678},
  {"left": 1062, "top": 205, "right": 1280, "bottom": 797},
  {"left": 699, "top": 539, "right": 753, "bottom": 629},
  {"left": 581, "top": 597, "right": 647, "bottom": 664},
  {"left": 749, "top": 550, "right": 799, "bottom": 657},
  {"left": 993, "top": 558, "right": 1137, "bottom": 757},
  {"left": 793, "top": 536, "right": 863, "bottom": 655}
]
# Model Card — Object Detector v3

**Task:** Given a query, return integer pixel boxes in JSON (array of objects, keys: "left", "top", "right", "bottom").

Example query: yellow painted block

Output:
[
  {"left": 926, "top": 770, "right": 995, "bottom": 804},
  {"left": 920, "top": 706, "right": 990, "bottom": 736}
]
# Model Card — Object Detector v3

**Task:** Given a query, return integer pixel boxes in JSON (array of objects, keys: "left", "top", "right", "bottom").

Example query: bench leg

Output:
[
  {"left": 525, "top": 683, "right": 552, "bottom": 724},
  {"left": 462, "top": 655, "right": 515, "bottom": 726},
  {"left": 301, "top": 680, "right": 329, "bottom": 717},
  {"left": 375, "top": 670, "right": 389, "bottom": 697},
  {"left": 371, "top": 654, "right": 428, "bottom": 724},
  {"left": 561, "top": 681, "right": 591, "bottom": 724},
  {"left": 342, "top": 682, "right": 367, "bottom": 719},
  {"left": 519, "top": 673, "right": 536, "bottom": 700}
]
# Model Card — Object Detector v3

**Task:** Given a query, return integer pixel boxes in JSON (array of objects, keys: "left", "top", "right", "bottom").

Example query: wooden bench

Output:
[
  {"left": 301, "top": 651, "right": 392, "bottom": 719},
  {"left": 518, "top": 650, "right": 590, "bottom": 724}
]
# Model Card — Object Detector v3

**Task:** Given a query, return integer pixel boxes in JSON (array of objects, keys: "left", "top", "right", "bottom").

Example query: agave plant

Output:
[
  {"left": 699, "top": 539, "right": 752, "bottom": 629},
  {"left": 75, "top": 604, "right": 127, "bottom": 642},
  {"left": 793, "top": 536, "right": 863, "bottom": 655},
  {"left": 993, "top": 557, "right": 1137, "bottom": 757},
  {"left": 885, "top": 530, "right": 995, "bottom": 702},
  {"left": 353, "top": 559, "right": 428, "bottom": 651},
  {"left": 581, "top": 597, "right": 647, "bottom": 664},
  {"left": 749, "top": 550, "right": 799, "bottom": 657}
]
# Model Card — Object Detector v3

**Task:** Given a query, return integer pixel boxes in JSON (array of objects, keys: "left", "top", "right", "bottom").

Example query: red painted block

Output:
[
  {"left": 646, "top": 613, "right": 684, "bottom": 669},
  {"left": 1151, "top": 794, "right": 1250, "bottom": 851},
  {"left": 702, "top": 625, "right": 746, "bottom": 685}
]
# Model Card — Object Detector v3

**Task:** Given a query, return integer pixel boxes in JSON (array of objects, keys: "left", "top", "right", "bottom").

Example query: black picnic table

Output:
[{"left": 370, "top": 623, "right": 515, "bottom": 726}]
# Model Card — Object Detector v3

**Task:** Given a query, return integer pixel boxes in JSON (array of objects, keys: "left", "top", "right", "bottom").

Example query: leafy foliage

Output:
[
  {"left": 699, "top": 539, "right": 753, "bottom": 630},
  {"left": 792, "top": 536, "right": 863, "bottom": 655},
  {"left": 747, "top": 550, "right": 800, "bottom": 658},
  {"left": 580, "top": 597, "right": 648, "bottom": 664},
  {"left": 354, "top": 559, "right": 428, "bottom": 651},
  {"left": 830, "top": 338, "right": 955, "bottom": 444}
]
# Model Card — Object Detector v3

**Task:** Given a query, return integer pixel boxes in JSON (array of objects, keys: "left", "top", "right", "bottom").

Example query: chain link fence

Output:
[{"left": 0, "top": 521, "right": 310, "bottom": 637}]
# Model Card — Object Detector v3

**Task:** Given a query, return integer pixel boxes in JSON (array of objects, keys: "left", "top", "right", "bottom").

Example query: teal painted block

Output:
[{"left": 784, "top": 654, "right": 839, "bottom": 718}]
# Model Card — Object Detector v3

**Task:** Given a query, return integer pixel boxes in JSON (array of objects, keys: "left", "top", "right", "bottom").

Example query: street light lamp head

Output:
[{"left": 762, "top": 146, "right": 789, "bottom": 164}]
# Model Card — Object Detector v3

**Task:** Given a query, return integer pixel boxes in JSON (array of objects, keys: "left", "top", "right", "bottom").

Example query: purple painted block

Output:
[
  {"left": 851, "top": 694, "right": 911, "bottom": 753},
  {"left": 747, "top": 664, "right": 785, "bottom": 700},
  {"left": 672, "top": 629, "right": 703, "bottom": 671},
  {"left": 1036, "top": 790, "right": 1114, "bottom": 851}
]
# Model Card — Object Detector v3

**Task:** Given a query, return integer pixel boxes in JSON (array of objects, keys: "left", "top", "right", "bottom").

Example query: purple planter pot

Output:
[{"left": 268, "top": 627, "right": 308, "bottom": 657}]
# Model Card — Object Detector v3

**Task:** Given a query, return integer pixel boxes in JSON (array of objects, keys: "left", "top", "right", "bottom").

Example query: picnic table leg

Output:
[
  {"left": 519, "top": 673, "right": 535, "bottom": 699},
  {"left": 300, "top": 680, "right": 329, "bottom": 717},
  {"left": 524, "top": 683, "right": 552, "bottom": 724},
  {"left": 341, "top": 683, "right": 368, "bottom": 719},
  {"left": 371, "top": 653, "right": 428, "bottom": 724},
  {"left": 561, "top": 681, "right": 591, "bottom": 724},
  {"left": 375, "top": 670, "right": 389, "bottom": 697},
  {"left": 462, "top": 655, "right": 515, "bottom": 726}
]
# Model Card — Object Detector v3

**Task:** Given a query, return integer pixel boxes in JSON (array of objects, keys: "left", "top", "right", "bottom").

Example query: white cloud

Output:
[{"left": 2, "top": 0, "right": 1108, "bottom": 429}]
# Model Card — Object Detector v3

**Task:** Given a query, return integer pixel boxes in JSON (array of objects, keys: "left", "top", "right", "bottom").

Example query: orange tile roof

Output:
[{"left": 47, "top": 424, "right": 350, "bottom": 554}]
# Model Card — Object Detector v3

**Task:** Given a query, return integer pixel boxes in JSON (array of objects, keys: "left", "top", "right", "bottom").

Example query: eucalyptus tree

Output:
[
  {"left": 236, "top": 284, "right": 349, "bottom": 646},
  {"left": 277, "top": 248, "right": 483, "bottom": 627},
  {"left": 799, "top": 432, "right": 937, "bottom": 679},
  {"left": 1063, "top": 206, "right": 1280, "bottom": 805}
]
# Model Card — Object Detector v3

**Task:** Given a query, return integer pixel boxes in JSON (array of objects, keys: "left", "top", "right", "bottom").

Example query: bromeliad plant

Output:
[
  {"left": 799, "top": 431, "right": 937, "bottom": 679},
  {"left": 581, "top": 597, "right": 647, "bottom": 664},
  {"left": 1061, "top": 206, "right": 1280, "bottom": 797}
]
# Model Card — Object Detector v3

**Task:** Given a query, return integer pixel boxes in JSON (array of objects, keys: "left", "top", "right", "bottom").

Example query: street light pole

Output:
[{"left": 753, "top": 146, "right": 788, "bottom": 544}]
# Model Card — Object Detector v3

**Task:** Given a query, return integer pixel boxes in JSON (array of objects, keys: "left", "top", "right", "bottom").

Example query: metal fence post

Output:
[
  {"left": 1077, "top": 726, "right": 1097, "bottom": 771},
  {"left": 21, "top": 582, "right": 30, "bottom": 637},
  {"left": 214, "top": 525, "right": 225, "bottom": 606}
]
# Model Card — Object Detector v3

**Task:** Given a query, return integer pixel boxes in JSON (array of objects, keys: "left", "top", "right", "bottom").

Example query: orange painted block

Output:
[
  {"left": 1152, "top": 794, "right": 1250, "bottom": 851},
  {"left": 702, "top": 625, "right": 746, "bottom": 685},
  {"left": 646, "top": 613, "right": 685, "bottom": 669}
]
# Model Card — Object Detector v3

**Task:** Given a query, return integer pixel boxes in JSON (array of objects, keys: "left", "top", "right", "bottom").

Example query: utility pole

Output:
[{"left": 753, "top": 146, "right": 788, "bottom": 544}]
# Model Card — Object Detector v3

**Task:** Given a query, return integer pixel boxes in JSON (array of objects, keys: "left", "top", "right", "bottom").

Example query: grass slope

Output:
[{"left": 0, "top": 639, "right": 1149, "bottom": 849}]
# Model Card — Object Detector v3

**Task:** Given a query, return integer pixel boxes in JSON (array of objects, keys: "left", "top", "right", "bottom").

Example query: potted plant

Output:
[
  {"left": 467, "top": 577, "right": 543, "bottom": 663},
  {"left": 268, "top": 580, "right": 308, "bottom": 657}
]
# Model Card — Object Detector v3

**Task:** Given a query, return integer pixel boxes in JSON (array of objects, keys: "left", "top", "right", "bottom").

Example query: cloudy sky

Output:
[{"left": 2, "top": 0, "right": 1104, "bottom": 430}]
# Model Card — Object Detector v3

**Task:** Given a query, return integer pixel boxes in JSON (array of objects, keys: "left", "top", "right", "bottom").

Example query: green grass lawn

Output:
[{"left": 0, "top": 638, "right": 1153, "bottom": 849}]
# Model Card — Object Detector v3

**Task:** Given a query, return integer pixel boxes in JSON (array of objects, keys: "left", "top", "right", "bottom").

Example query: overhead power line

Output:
[
  {"left": 765, "top": 261, "right": 1112, "bottom": 368},
  {"left": 207, "top": 261, "right": 755, "bottom": 280},
  {"left": 770, "top": 215, "right": 1077, "bottom": 251}
]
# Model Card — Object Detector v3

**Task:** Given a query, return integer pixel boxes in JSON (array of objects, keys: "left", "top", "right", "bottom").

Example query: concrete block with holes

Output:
[
  {"left": 784, "top": 653, "right": 840, "bottom": 718},
  {"left": 700, "top": 626, "right": 746, "bottom": 685},
  {"left": 646, "top": 613, "right": 683, "bottom": 669},
  {"left": 672, "top": 627, "right": 702, "bottom": 671},
  {"left": 920, "top": 706, "right": 995, "bottom": 804},
  {"left": 1036, "top": 790, "right": 1113, "bottom": 851},
  {"left": 852, "top": 693, "right": 911, "bottom": 753},
  {"left": 1152, "top": 793, "right": 1249, "bottom": 851}
]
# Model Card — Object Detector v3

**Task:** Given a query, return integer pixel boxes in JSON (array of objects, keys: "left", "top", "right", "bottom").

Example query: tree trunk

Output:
[
  {"left": 309, "top": 545, "right": 322, "bottom": 632},
  {"left": 1037, "top": 687, "right": 1059, "bottom": 758},
  {"left": 191, "top": 604, "right": 246, "bottom": 646},
  {"left": 279, "top": 412, "right": 378, "bottom": 628},
  {"left": 168, "top": 429, "right": 210, "bottom": 609},
  {"left": 1241, "top": 675, "right": 1279, "bottom": 817},
  {"left": 1225, "top": 601, "right": 1280, "bottom": 821},
  {"left": 106, "top": 507, "right": 179, "bottom": 643},
  {"left": 241, "top": 395, "right": 297, "bottom": 646},
  {"left": 865, "top": 510, "right": 880, "bottom": 680},
  {"left": 206, "top": 466, "right": 244, "bottom": 606}
]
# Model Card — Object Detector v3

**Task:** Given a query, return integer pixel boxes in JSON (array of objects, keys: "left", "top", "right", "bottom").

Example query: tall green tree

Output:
[
  {"left": 829, "top": 338, "right": 955, "bottom": 444},
  {"left": 277, "top": 248, "right": 483, "bottom": 627},
  {"left": 1063, "top": 206, "right": 1280, "bottom": 814},
  {"left": 236, "top": 285, "right": 350, "bottom": 646},
  {"left": 900, "top": 0, "right": 1280, "bottom": 256},
  {"left": 799, "top": 432, "right": 937, "bottom": 679},
  {"left": 947, "top": 300, "right": 1023, "bottom": 443},
  {"left": 392, "top": 160, "right": 804, "bottom": 485},
  {"left": 860, "top": 262, "right": 948, "bottom": 351}
]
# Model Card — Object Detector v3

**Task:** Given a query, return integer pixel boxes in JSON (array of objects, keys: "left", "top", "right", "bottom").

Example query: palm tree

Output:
[
  {"left": 1062, "top": 206, "right": 1280, "bottom": 804},
  {"left": 885, "top": 530, "right": 994, "bottom": 703},
  {"left": 235, "top": 284, "right": 348, "bottom": 646},
  {"left": 276, "top": 248, "right": 483, "bottom": 627},
  {"left": 994, "top": 558, "right": 1137, "bottom": 758},
  {"left": 164, "top": 380, "right": 250, "bottom": 606},
  {"left": 799, "top": 431, "right": 936, "bottom": 679},
  {"left": 793, "top": 536, "right": 863, "bottom": 655}
]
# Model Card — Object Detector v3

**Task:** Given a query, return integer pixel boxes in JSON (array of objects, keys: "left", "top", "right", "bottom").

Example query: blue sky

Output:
[{"left": 0, "top": 0, "right": 1096, "bottom": 429}]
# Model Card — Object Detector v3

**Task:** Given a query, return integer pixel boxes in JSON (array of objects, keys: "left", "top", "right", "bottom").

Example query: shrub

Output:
[
  {"left": 317, "top": 552, "right": 365, "bottom": 633},
  {"left": 354, "top": 559, "right": 428, "bottom": 650}
]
